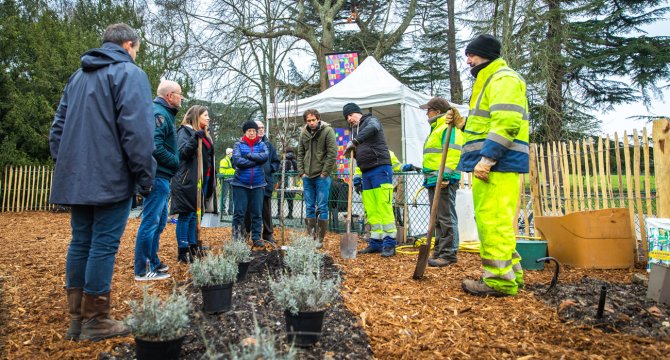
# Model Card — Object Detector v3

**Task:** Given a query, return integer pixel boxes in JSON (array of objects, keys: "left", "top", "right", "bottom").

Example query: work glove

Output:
[
  {"left": 138, "top": 184, "right": 152, "bottom": 198},
  {"left": 344, "top": 141, "right": 356, "bottom": 157},
  {"left": 445, "top": 107, "right": 466, "bottom": 130},
  {"left": 194, "top": 129, "right": 206, "bottom": 139},
  {"left": 473, "top": 157, "right": 495, "bottom": 182},
  {"left": 353, "top": 177, "right": 362, "bottom": 194},
  {"left": 401, "top": 164, "right": 421, "bottom": 173}
]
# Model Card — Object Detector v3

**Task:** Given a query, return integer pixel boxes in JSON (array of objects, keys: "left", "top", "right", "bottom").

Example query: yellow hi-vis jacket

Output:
[
  {"left": 219, "top": 155, "right": 234, "bottom": 176},
  {"left": 458, "top": 58, "right": 529, "bottom": 173},
  {"left": 422, "top": 114, "right": 463, "bottom": 187}
]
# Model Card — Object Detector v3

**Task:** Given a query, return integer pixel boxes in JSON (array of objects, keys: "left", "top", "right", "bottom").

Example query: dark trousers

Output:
[
  {"left": 233, "top": 186, "right": 264, "bottom": 241},
  {"left": 245, "top": 195, "right": 274, "bottom": 241},
  {"left": 276, "top": 193, "right": 294, "bottom": 217},
  {"left": 427, "top": 182, "right": 459, "bottom": 260}
]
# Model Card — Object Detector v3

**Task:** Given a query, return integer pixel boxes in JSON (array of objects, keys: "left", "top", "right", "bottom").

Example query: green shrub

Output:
[
  {"left": 124, "top": 289, "right": 190, "bottom": 341},
  {"left": 269, "top": 273, "right": 340, "bottom": 315},
  {"left": 190, "top": 253, "right": 238, "bottom": 287},
  {"left": 223, "top": 239, "right": 253, "bottom": 263}
]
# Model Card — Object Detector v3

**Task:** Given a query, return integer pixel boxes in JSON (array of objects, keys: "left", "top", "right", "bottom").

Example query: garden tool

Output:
[
  {"left": 413, "top": 124, "right": 453, "bottom": 279},
  {"left": 340, "top": 152, "right": 357, "bottom": 259},
  {"left": 195, "top": 136, "right": 204, "bottom": 257}
]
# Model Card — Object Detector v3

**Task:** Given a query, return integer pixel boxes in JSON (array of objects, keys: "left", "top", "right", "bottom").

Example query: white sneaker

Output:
[{"left": 135, "top": 271, "right": 170, "bottom": 281}]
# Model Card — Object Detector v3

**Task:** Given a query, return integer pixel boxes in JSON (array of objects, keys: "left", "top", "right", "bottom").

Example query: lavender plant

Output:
[
  {"left": 124, "top": 289, "right": 190, "bottom": 341},
  {"left": 190, "top": 252, "right": 238, "bottom": 287},
  {"left": 223, "top": 239, "right": 253, "bottom": 263},
  {"left": 269, "top": 273, "right": 340, "bottom": 315}
]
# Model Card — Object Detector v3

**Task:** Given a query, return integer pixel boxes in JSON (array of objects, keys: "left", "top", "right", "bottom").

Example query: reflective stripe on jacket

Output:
[
  {"left": 422, "top": 114, "right": 463, "bottom": 187},
  {"left": 458, "top": 58, "right": 529, "bottom": 173}
]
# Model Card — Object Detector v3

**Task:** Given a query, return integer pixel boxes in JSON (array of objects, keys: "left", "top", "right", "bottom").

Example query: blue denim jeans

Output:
[
  {"left": 134, "top": 177, "right": 169, "bottom": 275},
  {"left": 303, "top": 175, "right": 331, "bottom": 220},
  {"left": 176, "top": 212, "right": 197, "bottom": 248},
  {"left": 66, "top": 197, "right": 132, "bottom": 295},
  {"left": 220, "top": 179, "right": 233, "bottom": 213},
  {"left": 232, "top": 186, "right": 264, "bottom": 241}
]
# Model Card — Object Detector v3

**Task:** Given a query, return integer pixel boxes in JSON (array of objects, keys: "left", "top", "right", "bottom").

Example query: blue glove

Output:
[
  {"left": 402, "top": 164, "right": 413, "bottom": 172},
  {"left": 353, "top": 177, "right": 362, "bottom": 194}
]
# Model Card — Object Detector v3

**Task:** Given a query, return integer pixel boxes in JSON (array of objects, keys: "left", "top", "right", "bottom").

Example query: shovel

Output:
[
  {"left": 340, "top": 152, "right": 357, "bottom": 259},
  {"left": 413, "top": 124, "right": 453, "bottom": 279}
]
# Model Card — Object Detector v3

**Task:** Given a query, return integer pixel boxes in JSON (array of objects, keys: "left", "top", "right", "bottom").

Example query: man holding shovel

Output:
[
  {"left": 445, "top": 34, "right": 529, "bottom": 297},
  {"left": 343, "top": 103, "right": 397, "bottom": 257},
  {"left": 419, "top": 97, "right": 463, "bottom": 267}
]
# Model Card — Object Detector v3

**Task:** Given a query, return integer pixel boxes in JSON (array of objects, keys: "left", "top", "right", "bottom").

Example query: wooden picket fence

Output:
[
  {"left": 525, "top": 129, "right": 657, "bottom": 253},
  {"left": 1, "top": 165, "right": 55, "bottom": 212}
]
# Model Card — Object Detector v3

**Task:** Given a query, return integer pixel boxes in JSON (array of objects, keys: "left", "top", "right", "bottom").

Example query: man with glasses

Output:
[
  {"left": 134, "top": 80, "right": 183, "bottom": 277},
  {"left": 343, "top": 103, "right": 397, "bottom": 257},
  {"left": 419, "top": 97, "right": 463, "bottom": 267},
  {"left": 297, "top": 109, "right": 337, "bottom": 247}
]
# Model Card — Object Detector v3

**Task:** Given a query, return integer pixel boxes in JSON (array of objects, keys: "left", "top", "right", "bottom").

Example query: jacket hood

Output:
[
  {"left": 80, "top": 42, "right": 134, "bottom": 72},
  {"left": 302, "top": 121, "right": 331, "bottom": 136}
]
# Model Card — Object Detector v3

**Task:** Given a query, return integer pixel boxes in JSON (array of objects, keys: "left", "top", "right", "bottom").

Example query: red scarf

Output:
[{"left": 242, "top": 136, "right": 259, "bottom": 147}]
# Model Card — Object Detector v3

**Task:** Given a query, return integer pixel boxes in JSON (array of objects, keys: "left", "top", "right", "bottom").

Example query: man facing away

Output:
[
  {"left": 133, "top": 80, "right": 184, "bottom": 281},
  {"left": 419, "top": 96, "right": 463, "bottom": 267},
  {"left": 445, "top": 34, "right": 529, "bottom": 297},
  {"left": 50, "top": 23, "right": 155, "bottom": 341},
  {"left": 297, "top": 109, "right": 337, "bottom": 247},
  {"left": 343, "top": 103, "right": 397, "bottom": 257}
]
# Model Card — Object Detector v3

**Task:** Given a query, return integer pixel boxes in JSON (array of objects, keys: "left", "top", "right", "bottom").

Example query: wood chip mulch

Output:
[{"left": 0, "top": 212, "right": 669, "bottom": 359}]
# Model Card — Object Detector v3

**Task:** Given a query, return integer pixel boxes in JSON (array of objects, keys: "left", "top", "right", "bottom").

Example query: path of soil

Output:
[{"left": 1, "top": 212, "right": 669, "bottom": 359}]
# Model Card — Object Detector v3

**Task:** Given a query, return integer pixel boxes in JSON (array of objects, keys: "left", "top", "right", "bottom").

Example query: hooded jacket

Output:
[
  {"left": 49, "top": 42, "right": 155, "bottom": 205},
  {"left": 297, "top": 121, "right": 337, "bottom": 178}
]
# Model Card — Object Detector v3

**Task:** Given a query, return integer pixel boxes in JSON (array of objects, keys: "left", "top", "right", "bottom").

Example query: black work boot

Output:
[
  {"left": 65, "top": 288, "right": 83, "bottom": 341},
  {"left": 177, "top": 247, "right": 190, "bottom": 263}
]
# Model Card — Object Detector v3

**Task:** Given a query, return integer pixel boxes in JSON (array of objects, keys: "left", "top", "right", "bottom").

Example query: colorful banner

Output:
[
  {"left": 335, "top": 127, "right": 351, "bottom": 180},
  {"left": 326, "top": 52, "right": 359, "bottom": 87}
]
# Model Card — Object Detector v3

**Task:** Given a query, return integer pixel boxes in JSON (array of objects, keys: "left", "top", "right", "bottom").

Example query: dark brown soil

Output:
[
  {"left": 529, "top": 276, "right": 670, "bottom": 339},
  {"left": 100, "top": 250, "right": 373, "bottom": 359}
]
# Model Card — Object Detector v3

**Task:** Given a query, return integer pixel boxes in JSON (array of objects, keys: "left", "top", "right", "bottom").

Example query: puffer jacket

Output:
[
  {"left": 231, "top": 137, "right": 269, "bottom": 189},
  {"left": 170, "top": 125, "right": 217, "bottom": 214},
  {"left": 351, "top": 113, "right": 391, "bottom": 172}
]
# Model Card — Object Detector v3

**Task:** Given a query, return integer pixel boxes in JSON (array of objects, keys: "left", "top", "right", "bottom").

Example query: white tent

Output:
[{"left": 270, "top": 56, "right": 468, "bottom": 166}]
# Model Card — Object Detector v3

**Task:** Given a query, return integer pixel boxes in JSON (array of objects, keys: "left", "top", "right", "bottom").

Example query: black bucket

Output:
[
  {"left": 135, "top": 336, "right": 184, "bottom": 360},
  {"left": 284, "top": 310, "right": 325, "bottom": 347},
  {"left": 201, "top": 283, "right": 233, "bottom": 314},
  {"left": 237, "top": 261, "right": 250, "bottom": 282}
]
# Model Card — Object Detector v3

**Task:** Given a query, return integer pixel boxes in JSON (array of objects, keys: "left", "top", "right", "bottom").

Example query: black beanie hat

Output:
[
  {"left": 465, "top": 34, "right": 501, "bottom": 60},
  {"left": 242, "top": 120, "right": 259, "bottom": 133},
  {"left": 342, "top": 103, "right": 362, "bottom": 119}
]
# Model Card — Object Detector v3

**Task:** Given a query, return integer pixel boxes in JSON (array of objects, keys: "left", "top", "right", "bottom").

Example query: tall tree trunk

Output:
[
  {"left": 545, "top": 0, "right": 564, "bottom": 141},
  {"left": 447, "top": 0, "right": 462, "bottom": 104}
]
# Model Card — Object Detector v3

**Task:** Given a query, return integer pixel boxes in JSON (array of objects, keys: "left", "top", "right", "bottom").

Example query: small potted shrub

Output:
[
  {"left": 283, "top": 236, "right": 324, "bottom": 275},
  {"left": 269, "top": 273, "right": 340, "bottom": 347},
  {"left": 223, "top": 239, "right": 254, "bottom": 282},
  {"left": 190, "top": 252, "right": 238, "bottom": 313},
  {"left": 125, "top": 289, "right": 190, "bottom": 360}
]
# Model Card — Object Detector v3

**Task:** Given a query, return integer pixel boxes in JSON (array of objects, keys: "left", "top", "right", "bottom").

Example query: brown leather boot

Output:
[
  {"left": 65, "top": 288, "right": 83, "bottom": 341},
  {"left": 80, "top": 292, "right": 129, "bottom": 341},
  {"left": 317, "top": 219, "right": 328, "bottom": 249},
  {"left": 305, "top": 218, "right": 316, "bottom": 240}
]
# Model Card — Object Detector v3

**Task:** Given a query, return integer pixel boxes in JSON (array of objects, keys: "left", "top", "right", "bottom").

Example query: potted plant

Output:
[
  {"left": 269, "top": 272, "right": 340, "bottom": 347},
  {"left": 283, "top": 236, "right": 324, "bottom": 275},
  {"left": 125, "top": 289, "right": 190, "bottom": 360},
  {"left": 223, "top": 239, "right": 254, "bottom": 282},
  {"left": 190, "top": 252, "right": 238, "bottom": 313}
]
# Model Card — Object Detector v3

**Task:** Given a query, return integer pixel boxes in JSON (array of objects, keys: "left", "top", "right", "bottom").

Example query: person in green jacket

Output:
[
  {"left": 297, "top": 109, "right": 337, "bottom": 247},
  {"left": 446, "top": 34, "right": 529, "bottom": 297},
  {"left": 219, "top": 148, "right": 234, "bottom": 215}
]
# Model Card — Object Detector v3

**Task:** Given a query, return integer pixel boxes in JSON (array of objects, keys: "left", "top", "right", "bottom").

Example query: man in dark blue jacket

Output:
[
  {"left": 244, "top": 120, "right": 280, "bottom": 243},
  {"left": 50, "top": 24, "right": 155, "bottom": 342},
  {"left": 134, "top": 80, "right": 183, "bottom": 280}
]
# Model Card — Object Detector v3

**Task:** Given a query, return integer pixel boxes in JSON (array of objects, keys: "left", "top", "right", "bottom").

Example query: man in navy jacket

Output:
[{"left": 50, "top": 23, "right": 155, "bottom": 342}]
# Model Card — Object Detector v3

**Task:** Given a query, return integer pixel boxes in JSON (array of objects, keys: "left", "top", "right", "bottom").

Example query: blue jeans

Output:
[
  {"left": 66, "top": 197, "right": 132, "bottom": 295},
  {"left": 176, "top": 212, "right": 197, "bottom": 248},
  {"left": 134, "top": 177, "right": 169, "bottom": 275},
  {"left": 303, "top": 175, "right": 331, "bottom": 220},
  {"left": 232, "top": 186, "right": 264, "bottom": 241},
  {"left": 221, "top": 179, "right": 233, "bottom": 213}
]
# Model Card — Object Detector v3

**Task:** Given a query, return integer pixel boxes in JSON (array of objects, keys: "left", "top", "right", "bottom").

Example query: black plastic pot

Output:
[
  {"left": 135, "top": 336, "right": 184, "bottom": 360},
  {"left": 284, "top": 309, "right": 326, "bottom": 347},
  {"left": 237, "top": 261, "right": 250, "bottom": 282},
  {"left": 201, "top": 283, "right": 233, "bottom": 314}
]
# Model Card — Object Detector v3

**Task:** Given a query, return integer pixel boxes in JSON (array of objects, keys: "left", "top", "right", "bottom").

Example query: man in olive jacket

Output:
[{"left": 297, "top": 108, "right": 337, "bottom": 246}]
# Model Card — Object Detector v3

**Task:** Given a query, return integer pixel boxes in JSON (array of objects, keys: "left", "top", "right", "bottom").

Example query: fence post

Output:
[{"left": 653, "top": 118, "right": 670, "bottom": 218}]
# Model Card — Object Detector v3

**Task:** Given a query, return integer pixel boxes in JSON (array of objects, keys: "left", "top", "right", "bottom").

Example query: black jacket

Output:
[
  {"left": 261, "top": 136, "right": 281, "bottom": 198},
  {"left": 170, "top": 125, "right": 217, "bottom": 214},
  {"left": 352, "top": 114, "right": 391, "bottom": 172}
]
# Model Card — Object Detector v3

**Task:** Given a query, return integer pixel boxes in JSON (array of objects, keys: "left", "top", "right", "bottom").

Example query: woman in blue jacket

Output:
[{"left": 231, "top": 120, "right": 268, "bottom": 246}]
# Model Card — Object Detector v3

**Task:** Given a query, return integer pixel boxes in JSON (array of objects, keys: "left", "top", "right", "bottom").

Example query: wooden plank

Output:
[
  {"left": 29, "top": 165, "right": 35, "bottom": 211},
  {"left": 633, "top": 130, "right": 647, "bottom": 261},
  {"left": 528, "top": 144, "right": 543, "bottom": 237},
  {"left": 622, "top": 131, "right": 638, "bottom": 258},
  {"left": 598, "top": 138, "right": 608, "bottom": 209},
  {"left": 642, "top": 127, "right": 652, "bottom": 217},
  {"left": 3, "top": 167, "right": 12, "bottom": 212},
  {"left": 554, "top": 142, "right": 563, "bottom": 213},
  {"left": 653, "top": 119, "right": 670, "bottom": 218},
  {"left": 48, "top": 167, "right": 54, "bottom": 210},
  {"left": 538, "top": 144, "right": 549, "bottom": 215},
  {"left": 588, "top": 139, "right": 600, "bottom": 210},
  {"left": 605, "top": 135, "right": 613, "bottom": 201},
  {"left": 582, "top": 140, "right": 592, "bottom": 210},
  {"left": 575, "top": 140, "right": 585, "bottom": 211},
  {"left": 547, "top": 143, "right": 557, "bottom": 214},
  {"left": 568, "top": 141, "right": 578, "bottom": 212},
  {"left": 560, "top": 142, "right": 571, "bottom": 214},
  {"left": 614, "top": 133, "right": 625, "bottom": 208},
  {"left": 2, "top": 167, "right": 7, "bottom": 212},
  {"left": 15, "top": 166, "right": 23, "bottom": 212},
  {"left": 40, "top": 166, "right": 47, "bottom": 211}
]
